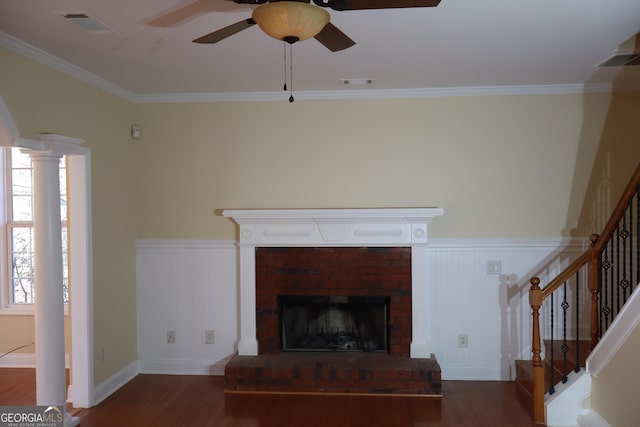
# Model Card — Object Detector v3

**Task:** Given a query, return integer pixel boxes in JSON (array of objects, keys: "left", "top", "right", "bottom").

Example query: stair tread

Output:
[{"left": 515, "top": 339, "right": 591, "bottom": 405}]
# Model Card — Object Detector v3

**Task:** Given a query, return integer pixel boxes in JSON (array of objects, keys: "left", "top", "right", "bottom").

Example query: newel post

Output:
[
  {"left": 588, "top": 233, "right": 601, "bottom": 350},
  {"left": 529, "top": 277, "right": 545, "bottom": 424}
]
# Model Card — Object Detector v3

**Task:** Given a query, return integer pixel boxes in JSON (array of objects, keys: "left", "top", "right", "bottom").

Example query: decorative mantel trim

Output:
[
  {"left": 222, "top": 208, "right": 444, "bottom": 358},
  {"left": 223, "top": 208, "right": 444, "bottom": 246}
]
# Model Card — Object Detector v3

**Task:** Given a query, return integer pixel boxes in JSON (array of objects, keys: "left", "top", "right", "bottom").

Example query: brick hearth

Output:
[{"left": 224, "top": 352, "right": 442, "bottom": 396}]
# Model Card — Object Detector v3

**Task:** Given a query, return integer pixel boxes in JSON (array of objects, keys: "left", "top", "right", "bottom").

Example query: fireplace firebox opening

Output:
[{"left": 279, "top": 295, "right": 389, "bottom": 352}]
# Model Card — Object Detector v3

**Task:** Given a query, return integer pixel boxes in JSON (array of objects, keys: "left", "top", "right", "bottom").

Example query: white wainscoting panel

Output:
[
  {"left": 136, "top": 240, "right": 237, "bottom": 376},
  {"left": 135, "top": 238, "right": 583, "bottom": 380},
  {"left": 428, "top": 238, "right": 584, "bottom": 380}
]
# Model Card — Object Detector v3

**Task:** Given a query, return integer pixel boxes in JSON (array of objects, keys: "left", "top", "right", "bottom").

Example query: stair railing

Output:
[{"left": 529, "top": 162, "right": 640, "bottom": 424}]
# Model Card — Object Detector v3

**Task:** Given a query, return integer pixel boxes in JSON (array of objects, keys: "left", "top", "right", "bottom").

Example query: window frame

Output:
[{"left": 1, "top": 147, "right": 69, "bottom": 315}]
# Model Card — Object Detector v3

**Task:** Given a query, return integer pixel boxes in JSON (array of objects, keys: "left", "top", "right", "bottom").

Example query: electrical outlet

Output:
[
  {"left": 205, "top": 330, "right": 215, "bottom": 345},
  {"left": 167, "top": 330, "right": 176, "bottom": 344},
  {"left": 102, "top": 346, "right": 108, "bottom": 363},
  {"left": 458, "top": 334, "right": 469, "bottom": 348}
]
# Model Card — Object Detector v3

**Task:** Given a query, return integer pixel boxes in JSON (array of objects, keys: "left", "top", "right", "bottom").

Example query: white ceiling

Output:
[{"left": 0, "top": 0, "right": 639, "bottom": 100}]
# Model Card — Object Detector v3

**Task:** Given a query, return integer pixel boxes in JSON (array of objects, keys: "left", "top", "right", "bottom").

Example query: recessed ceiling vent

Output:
[
  {"left": 341, "top": 78, "right": 374, "bottom": 85},
  {"left": 56, "top": 12, "right": 118, "bottom": 35},
  {"left": 597, "top": 52, "right": 640, "bottom": 67}
]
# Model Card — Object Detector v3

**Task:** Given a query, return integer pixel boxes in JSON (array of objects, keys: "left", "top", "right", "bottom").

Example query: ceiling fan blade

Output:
[
  {"left": 347, "top": 0, "right": 441, "bottom": 9},
  {"left": 314, "top": 23, "right": 355, "bottom": 52},
  {"left": 314, "top": 0, "right": 440, "bottom": 11},
  {"left": 193, "top": 18, "right": 256, "bottom": 44}
]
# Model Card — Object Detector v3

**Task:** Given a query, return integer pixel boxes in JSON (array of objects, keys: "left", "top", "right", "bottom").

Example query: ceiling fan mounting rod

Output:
[
  {"left": 233, "top": 0, "right": 312, "bottom": 4},
  {"left": 312, "top": 0, "right": 349, "bottom": 11},
  {"left": 233, "top": 0, "right": 350, "bottom": 11},
  {"left": 233, "top": 0, "right": 269, "bottom": 4}
]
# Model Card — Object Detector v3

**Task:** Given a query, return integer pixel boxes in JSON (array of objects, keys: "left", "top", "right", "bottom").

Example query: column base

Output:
[
  {"left": 237, "top": 338, "right": 259, "bottom": 356},
  {"left": 410, "top": 341, "right": 431, "bottom": 359},
  {"left": 64, "top": 412, "right": 79, "bottom": 427}
]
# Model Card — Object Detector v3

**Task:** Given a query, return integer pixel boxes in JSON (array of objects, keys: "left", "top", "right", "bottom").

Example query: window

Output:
[{"left": 2, "top": 147, "right": 68, "bottom": 309}]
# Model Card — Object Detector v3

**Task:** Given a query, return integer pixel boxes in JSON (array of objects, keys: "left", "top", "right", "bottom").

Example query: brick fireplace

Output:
[
  {"left": 256, "top": 247, "right": 412, "bottom": 355},
  {"left": 222, "top": 208, "right": 444, "bottom": 395}
]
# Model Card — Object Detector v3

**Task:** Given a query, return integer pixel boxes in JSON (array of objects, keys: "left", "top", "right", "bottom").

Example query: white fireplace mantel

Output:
[{"left": 222, "top": 208, "right": 444, "bottom": 358}]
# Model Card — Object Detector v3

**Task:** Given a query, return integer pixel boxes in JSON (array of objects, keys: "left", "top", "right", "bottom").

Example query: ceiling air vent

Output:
[
  {"left": 341, "top": 78, "right": 374, "bottom": 85},
  {"left": 597, "top": 52, "right": 640, "bottom": 67},
  {"left": 57, "top": 12, "right": 118, "bottom": 35}
]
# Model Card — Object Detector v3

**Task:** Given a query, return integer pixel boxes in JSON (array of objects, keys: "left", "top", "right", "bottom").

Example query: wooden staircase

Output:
[{"left": 518, "top": 162, "right": 640, "bottom": 424}]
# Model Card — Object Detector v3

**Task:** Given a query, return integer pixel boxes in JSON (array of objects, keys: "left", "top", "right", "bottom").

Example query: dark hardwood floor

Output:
[{"left": 0, "top": 368, "right": 539, "bottom": 426}]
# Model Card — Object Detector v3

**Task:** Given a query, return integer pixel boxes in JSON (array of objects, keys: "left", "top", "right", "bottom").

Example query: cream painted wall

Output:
[
  {"left": 573, "top": 91, "right": 640, "bottom": 235},
  {"left": 133, "top": 93, "right": 638, "bottom": 242},
  {"left": 0, "top": 46, "right": 138, "bottom": 384},
  {"left": 0, "top": 315, "right": 35, "bottom": 355},
  {"left": 1, "top": 42, "right": 639, "bottom": 392},
  {"left": 591, "top": 324, "right": 640, "bottom": 427},
  {"left": 0, "top": 315, "right": 70, "bottom": 358}
]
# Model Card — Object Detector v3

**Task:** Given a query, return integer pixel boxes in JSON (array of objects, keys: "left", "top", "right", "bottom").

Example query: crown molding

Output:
[
  {"left": 0, "top": 30, "right": 137, "bottom": 102},
  {"left": 131, "top": 83, "right": 615, "bottom": 104},
  {"left": 1, "top": 30, "right": 631, "bottom": 105}
]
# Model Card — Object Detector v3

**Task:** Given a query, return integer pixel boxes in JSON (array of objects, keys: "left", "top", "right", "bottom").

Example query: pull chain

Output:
[
  {"left": 283, "top": 42, "right": 287, "bottom": 92},
  {"left": 289, "top": 43, "right": 294, "bottom": 103}
]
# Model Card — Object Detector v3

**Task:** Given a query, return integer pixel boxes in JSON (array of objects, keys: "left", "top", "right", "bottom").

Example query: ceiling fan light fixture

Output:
[{"left": 252, "top": 1, "right": 330, "bottom": 43}]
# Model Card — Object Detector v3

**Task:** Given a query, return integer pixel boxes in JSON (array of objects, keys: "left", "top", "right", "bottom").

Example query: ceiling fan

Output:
[{"left": 192, "top": 0, "right": 441, "bottom": 52}]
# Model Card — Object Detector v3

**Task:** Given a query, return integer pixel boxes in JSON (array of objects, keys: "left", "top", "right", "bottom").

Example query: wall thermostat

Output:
[{"left": 131, "top": 125, "right": 141, "bottom": 139}]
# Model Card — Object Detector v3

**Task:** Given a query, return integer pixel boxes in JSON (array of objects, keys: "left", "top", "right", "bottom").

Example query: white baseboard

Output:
[
  {"left": 93, "top": 360, "right": 140, "bottom": 406},
  {"left": 139, "top": 358, "right": 227, "bottom": 376},
  {"left": 576, "top": 410, "right": 611, "bottom": 427},
  {"left": 0, "top": 352, "right": 70, "bottom": 368},
  {"left": 441, "top": 364, "right": 512, "bottom": 381},
  {"left": 0, "top": 352, "right": 35, "bottom": 367},
  {"left": 91, "top": 357, "right": 226, "bottom": 408}
]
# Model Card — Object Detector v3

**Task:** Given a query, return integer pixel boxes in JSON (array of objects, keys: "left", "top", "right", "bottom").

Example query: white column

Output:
[
  {"left": 237, "top": 244, "right": 259, "bottom": 355},
  {"left": 30, "top": 151, "right": 66, "bottom": 407},
  {"left": 410, "top": 244, "right": 431, "bottom": 358},
  {"left": 30, "top": 145, "right": 79, "bottom": 426}
]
